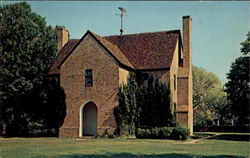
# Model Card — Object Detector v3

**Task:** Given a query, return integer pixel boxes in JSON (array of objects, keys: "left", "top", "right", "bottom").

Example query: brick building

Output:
[{"left": 49, "top": 16, "right": 193, "bottom": 137}]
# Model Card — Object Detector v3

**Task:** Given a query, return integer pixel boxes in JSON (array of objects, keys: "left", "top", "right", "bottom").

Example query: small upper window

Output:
[{"left": 85, "top": 69, "right": 93, "bottom": 87}]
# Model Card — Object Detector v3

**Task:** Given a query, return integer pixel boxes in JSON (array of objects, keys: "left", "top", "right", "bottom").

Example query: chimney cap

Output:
[
  {"left": 183, "top": 15, "right": 192, "bottom": 20},
  {"left": 56, "top": 26, "right": 69, "bottom": 32}
]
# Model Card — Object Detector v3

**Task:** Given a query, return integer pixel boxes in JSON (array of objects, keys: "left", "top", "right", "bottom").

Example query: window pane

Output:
[
  {"left": 86, "top": 70, "right": 92, "bottom": 76},
  {"left": 143, "top": 73, "right": 149, "bottom": 80},
  {"left": 85, "top": 70, "right": 93, "bottom": 86},
  {"left": 143, "top": 73, "right": 149, "bottom": 88}
]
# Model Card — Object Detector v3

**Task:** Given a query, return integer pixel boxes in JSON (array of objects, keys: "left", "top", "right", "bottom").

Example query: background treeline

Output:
[{"left": 193, "top": 32, "right": 249, "bottom": 129}]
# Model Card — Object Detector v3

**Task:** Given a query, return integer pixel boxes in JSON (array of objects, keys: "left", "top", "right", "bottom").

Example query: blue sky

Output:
[{"left": 2, "top": 1, "right": 249, "bottom": 83}]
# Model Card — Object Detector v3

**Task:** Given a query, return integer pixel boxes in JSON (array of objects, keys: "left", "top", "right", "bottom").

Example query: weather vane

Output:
[{"left": 118, "top": 7, "right": 127, "bottom": 36}]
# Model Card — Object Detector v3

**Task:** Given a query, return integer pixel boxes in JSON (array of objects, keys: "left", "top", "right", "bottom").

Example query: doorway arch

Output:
[{"left": 80, "top": 102, "right": 97, "bottom": 136}]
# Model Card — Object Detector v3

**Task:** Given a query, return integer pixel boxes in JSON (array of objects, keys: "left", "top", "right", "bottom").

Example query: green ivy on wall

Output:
[{"left": 113, "top": 72, "right": 176, "bottom": 136}]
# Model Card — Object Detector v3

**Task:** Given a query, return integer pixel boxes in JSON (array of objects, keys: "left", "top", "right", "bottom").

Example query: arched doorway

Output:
[{"left": 82, "top": 102, "right": 97, "bottom": 136}]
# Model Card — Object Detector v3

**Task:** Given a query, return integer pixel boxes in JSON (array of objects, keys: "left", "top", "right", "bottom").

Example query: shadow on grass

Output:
[
  {"left": 207, "top": 134, "right": 250, "bottom": 142},
  {"left": 191, "top": 133, "right": 216, "bottom": 139},
  {"left": 41, "top": 153, "right": 245, "bottom": 158}
]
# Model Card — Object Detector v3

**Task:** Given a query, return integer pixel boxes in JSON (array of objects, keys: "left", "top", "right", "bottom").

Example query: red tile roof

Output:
[
  {"left": 105, "top": 30, "right": 180, "bottom": 70},
  {"left": 49, "top": 39, "right": 79, "bottom": 74},
  {"left": 49, "top": 30, "right": 180, "bottom": 74}
]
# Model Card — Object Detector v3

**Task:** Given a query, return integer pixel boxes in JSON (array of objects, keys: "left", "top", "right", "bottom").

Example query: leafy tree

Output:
[
  {"left": 225, "top": 56, "right": 249, "bottom": 126},
  {"left": 225, "top": 32, "right": 250, "bottom": 126},
  {"left": 240, "top": 32, "right": 250, "bottom": 55},
  {"left": 193, "top": 66, "right": 228, "bottom": 126},
  {"left": 0, "top": 2, "right": 64, "bottom": 136}
]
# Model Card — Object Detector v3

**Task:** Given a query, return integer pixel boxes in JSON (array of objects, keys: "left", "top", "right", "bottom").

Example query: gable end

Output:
[{"left": 58, "top": 30, "right": 134, "bottom": 72}]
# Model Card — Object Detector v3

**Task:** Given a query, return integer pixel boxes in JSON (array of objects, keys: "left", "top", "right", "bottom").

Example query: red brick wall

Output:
[{"left": 59, "top": 34, "right": 119, "bottom": 137}]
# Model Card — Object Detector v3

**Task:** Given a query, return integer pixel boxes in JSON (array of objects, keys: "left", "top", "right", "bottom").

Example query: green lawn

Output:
[{"left": 0, "top": 132, "right": 249, "bottom": 158}]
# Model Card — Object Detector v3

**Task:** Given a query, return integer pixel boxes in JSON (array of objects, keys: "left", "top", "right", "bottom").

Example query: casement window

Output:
[
  {"left": 85, "top": 69, "right": 93, "bottom": 87},
  {"left": 174, "top": 102, "right": 177, "bottom": 116},
  {"left": 178, "top": 45, "right": 183, "bottom": 67},
  {"left": 174, "top": 74, "right": 176, "bottom": 91},
  {"left": 143, "top": 73, "right": 149, "bottom": 88}
]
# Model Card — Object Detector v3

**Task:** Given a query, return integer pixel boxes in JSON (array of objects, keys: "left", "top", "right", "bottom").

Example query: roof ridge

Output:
[
  {"left": 65, "top": 30, "right": 180, "bottom": 40},
  {"left": 104, "top": 29, "right": 180, "bottom": 38}
]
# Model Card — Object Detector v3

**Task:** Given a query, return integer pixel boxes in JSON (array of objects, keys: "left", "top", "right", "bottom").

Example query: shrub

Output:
[
  {"left": 143, "top": 129, "right": 151, "bottom": 138},
  {"left": 27, "top": 121, "right": 56, "bottom": 137},
  {"left": 150, "top": 128, "right": 160, "bottom": 138},
  {"left": 29, "top": 128, "right": 56, "bottom": 137},
  {"left": 136, "top": 126, "right": 189, "bottom": 140},
  {"left": 159, "top": 127, "right": 173, "bottom": 138},
  {"left": 171, "top": 126, "right": 190, "bottom": 140},
  {"left": 136, "top": 128, "right": 151, "bottom": 138}
]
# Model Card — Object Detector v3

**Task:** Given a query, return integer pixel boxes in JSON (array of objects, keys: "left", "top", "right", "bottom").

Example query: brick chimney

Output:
[
  {"left": 182, "top": 16, "right": 192, "bottom": 72},
  {"left": 176, "top": 16, "right": 193, "bottom": 135},
  {"left": 57, "top": 26, "right": 69, "bottom": 52}
]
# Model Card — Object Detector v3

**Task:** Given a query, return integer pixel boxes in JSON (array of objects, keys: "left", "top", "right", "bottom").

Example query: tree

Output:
[
  {"left": 138, "top": 81, "right": 174, "bottom": 128},
  {"left": 113, "top": 73, "right": 139, "bottom": 136},
  {"left": 193, "top": 66, "right": 228, "bottom": 126},
  {"left": 113, "top": 72, "right": 175, "bottom": 136},
  {"left": 225, "top": 56, "right": 249, "bottom": 126},
  {"left": 114, "top": 72, "right": 175, "bottom": 136},
  {"left": 240, "top": 32, "right": 250, "bottom": 55},
  {"left": 225, "top": 32, "right": 250, "bottom": 126},
  {"left": 0, "top": 2, "right": 61, "bottom": 136}
]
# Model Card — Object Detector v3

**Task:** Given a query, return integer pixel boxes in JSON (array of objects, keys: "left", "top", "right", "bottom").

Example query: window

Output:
[
  {"left": 174, "top": 102, "right": 177, "bottom": 116},
  {"left": 178, "top": 43, "right": 183, "bottom": 67},
  {"left": 85, "top": 69, "right": 93, "bottom": 87},
  {"left": 179, "top": 58, "right": 183, "bottom": 67},
  {"left": 174, "top": 75, "right": 176, "bottom": 90},
  {"left": 143, "top": 73, "right": 149, "bottom": 88}
]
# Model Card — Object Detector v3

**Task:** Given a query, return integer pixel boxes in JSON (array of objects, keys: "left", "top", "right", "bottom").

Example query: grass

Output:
[{"left": 0, "top": 132, "right": 249, "bottom": 158}]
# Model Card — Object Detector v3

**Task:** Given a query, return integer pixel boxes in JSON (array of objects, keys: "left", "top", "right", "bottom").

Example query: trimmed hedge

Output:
[{"left": 136, "top": 126, "right": 189, "bottom": 140}]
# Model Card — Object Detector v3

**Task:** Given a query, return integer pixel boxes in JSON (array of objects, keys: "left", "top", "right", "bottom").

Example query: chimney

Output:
[
  {"left": 57, "top": 26, "right": 69, "bottom": 52},
  {"left": 182, "top": 15, "right": 193, "bottom": 135},
  {"left": 182, "top": 16, "right": 192, "bottom": 71}
]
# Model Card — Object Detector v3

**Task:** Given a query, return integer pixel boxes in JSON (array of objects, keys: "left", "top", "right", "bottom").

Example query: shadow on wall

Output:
[{"left": 34, "top": 153, "right": 245, "bottom": 158}]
